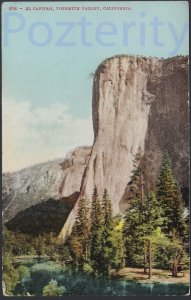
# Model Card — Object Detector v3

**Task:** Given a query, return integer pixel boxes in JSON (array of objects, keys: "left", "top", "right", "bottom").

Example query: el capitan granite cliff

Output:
[{"left": 3, "top": 55, "right": 189, "bottom": 239}]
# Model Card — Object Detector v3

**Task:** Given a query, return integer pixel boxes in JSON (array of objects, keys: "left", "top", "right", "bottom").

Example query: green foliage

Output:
[
  {"left": 17, "top": 265, "right": 30, "bottom": 281},
  {"left": 69, "top": 196, "right": 90, "bottom": 265},
  {"left": 61, "top": 245, "right": 71, "bottom": 261},
  {"left": 123, "top": 197, "right": 145, "bottom": 266},
  {"left": 27, "top": 245, "right": 36, "bottom": 255},
  {"left": 99, "top": 189, "right": 115, "bottom": 275},
  {"left": 156, "top": 151, "right": 188, "bottom": 276},
  {"left": 2, "top": 251, "right": 19, "bottom": 295},
  {"left": 124, "top": 147, "right": 150, "bottom": 272},
  {"left": 3, "top": 226, "right": 15, "bottom": 253},
  {"left": 3, "top": 226, "right": 33, "bottom": 256},
  {"left": 82, "top": 263, "right": 94, "bottom": 274},
  {"left": 42, "top": 279, "right": 66, "bottom": 296},
  {"left": 89, "top": 187, "right": 120, "bottom": 276},
  {"left": 123, "top": 151, "right": 188, "bottom": 277},
  {"left": 154, "top": 232, "right": 189, "bottom": 271},
  {"left": 124, "top": 186, "right": 163, "bottom": 275},
  {"left": 102, "top": 188, "right": 113, "bottom": 228},
  {"left": 69, "top": 236, "right": 83, "bottom": 264},
  {"left": 128, "top": 147, "right": 145, "bottom": 200},
  {"left": 182, "top": 215, "right": 189, "bottom": 253},
  {"left": 2, "top": 150, "right": 189, "bottom": 285},
  {"left": 29, "top": 261, "right": 65, "bottom": 293},
  {"left": 3, "top": 227, "right": 63, "bottom": 259},
  {"left": 143, "top": 192, "right": 164, "bottom": 238},
  {"left": 111, "top": 219, "right": 125, "bottom": 270},
  {"left": 157, "top": 151, "right": 186, "bottom": 237},
  {"left": 90, "top": 186, "right": 104, "bottom": 273},
  {"left": 69, "top": 187, "right": 122, "bottom": 276},
  {"left": 33, "top": 235, "right": 46, "bottom": 256},
  {"left": 2, "top": 227, "right": 68, "bottom": 294}
]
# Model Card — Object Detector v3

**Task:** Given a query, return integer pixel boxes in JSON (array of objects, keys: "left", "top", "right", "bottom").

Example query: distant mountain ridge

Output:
[{"left": 3, "top": 147, "right": 91, "bottom": 232}]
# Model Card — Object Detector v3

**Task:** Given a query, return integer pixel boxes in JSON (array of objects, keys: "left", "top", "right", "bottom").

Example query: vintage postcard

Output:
[{"left": 2, "top": 1, "right": 189, "bottom": 296}]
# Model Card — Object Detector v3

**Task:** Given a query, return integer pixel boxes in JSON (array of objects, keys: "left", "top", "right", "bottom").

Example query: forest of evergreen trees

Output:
[
  {"left": 68, "top": 150, "right": 189, "bottom": 278},
  {"left": 3, "top": 150, "right": 189, "bottom": 295}
]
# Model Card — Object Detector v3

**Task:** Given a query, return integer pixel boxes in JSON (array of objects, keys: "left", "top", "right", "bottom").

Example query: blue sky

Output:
[{"left": 2, "top": 1, "right": 189, "bottom": 172}]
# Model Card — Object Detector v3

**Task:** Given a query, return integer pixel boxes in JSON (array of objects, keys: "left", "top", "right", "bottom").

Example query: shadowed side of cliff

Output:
[{"left": 5, "top": 194, "right": 79, "bottom": 236}]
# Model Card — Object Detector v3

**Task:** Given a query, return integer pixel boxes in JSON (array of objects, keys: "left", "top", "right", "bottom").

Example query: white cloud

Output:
[{"left": 3, "top": 98, "right": 93, "bottom": 172}]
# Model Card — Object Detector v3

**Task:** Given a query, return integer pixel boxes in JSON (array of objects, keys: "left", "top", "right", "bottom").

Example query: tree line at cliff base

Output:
[
  {"left": 68, "top": 149, "right": 189, "bottom": 279},
  {"left": 3, "top": 149, "right": 189, "bottom": 295}
]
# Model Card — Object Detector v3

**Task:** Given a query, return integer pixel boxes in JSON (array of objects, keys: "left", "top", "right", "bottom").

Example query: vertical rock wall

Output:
[{"left": 59, "top": 55, "right": 189, "bottom": 240}]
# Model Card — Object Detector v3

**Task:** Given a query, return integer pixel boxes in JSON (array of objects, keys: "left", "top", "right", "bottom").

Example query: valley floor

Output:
[{"left": 111, "top": 268, "right": 190, "bottom": 284}]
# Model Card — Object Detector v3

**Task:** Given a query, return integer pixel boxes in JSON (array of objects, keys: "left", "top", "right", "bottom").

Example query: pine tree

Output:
[
  {"left": 125, "top": 147, "right": 148, "bottom": 273},
  {"left": 90, "top": 186, "right": 104, "bottom": 273},
  {"left": 157, "top": 151, "right": 186, "bottom": 238},
  {"left": 75, "top": 197, "right": 90, "bottom": 260},
  {"left": 156, "top": 151, "right": 188, "bottom": 276},
  {"left": 102, "top": 189, "right": 113, "bottom": 229},
  {"left": 3, "top": 251, "right": 19, "bottom": 295},
  {"left": 123, "top": 197, "right": 146, "bottom": 269},
  {"left": 143, "top": 192, "right": 163, "bottom": 279},
  {"left": 69, "top": 197, "right": 90, "bottom": 265},
  {"left": 112, "top": 218, "right": 125, "bottom": 271},
  {"left": 101, "top": 189, "right": 114, "bottom": 275},
  {"left": 123, "top": 192, "right": 163, "bottom": 279},
  {"left": 128, "top": 146, "right": 145, "bottom": 201}
]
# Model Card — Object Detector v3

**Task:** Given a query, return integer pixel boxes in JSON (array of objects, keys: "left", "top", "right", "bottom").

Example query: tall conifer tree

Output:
[
  {"left": 125, "top": 147, "right": 148, "bottom": 273},
  {"left": 69, "top": 197, "right": 90, "bottom": 265},
  {"left": 90, "top": 186, "right": 103, "bottom": 273},
  {"left": 157, "top": 151, "right": 186, "bottom": 238},
  {"left": 101, "top": 189, "right": 114, "bottom": 275},
  {"left": 123, "top": 192, "right": 163, "bottom": 279},
  {"left": 128, "top": 146, "right": 145, "bottom": 201}
]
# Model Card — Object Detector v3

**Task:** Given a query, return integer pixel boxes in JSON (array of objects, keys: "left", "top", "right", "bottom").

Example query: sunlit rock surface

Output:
[
  {"left": 59, "top": 55, "right": 189, "bottom": 239},
  {"left": 3, "top": 55, "right": 188, "bottom": 239}
]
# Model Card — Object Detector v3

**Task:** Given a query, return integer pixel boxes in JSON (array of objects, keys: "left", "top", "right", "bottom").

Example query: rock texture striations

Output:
[
  {"left": 3, "top": 147, "right": 91, "bottom": 226},
  {"left": 2, "top": 55, "right": 189, "bottom": 239},
  {"left": 59, "top": 55, "right": 189, "bottom": 239}
]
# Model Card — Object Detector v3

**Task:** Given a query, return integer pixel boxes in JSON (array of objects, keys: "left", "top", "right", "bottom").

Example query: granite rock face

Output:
[
  {"left": 3, "top": 55, "right": 189, "bottom": 239},
  {"left": 59, "top": 55, "right": 189, "bottom": 239},
  {"left": 83, "top": 55, "right": 159, "bottom": 213}
]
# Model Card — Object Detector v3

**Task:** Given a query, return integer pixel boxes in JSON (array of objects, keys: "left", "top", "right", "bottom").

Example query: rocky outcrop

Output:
[
  {"left": 82, "top": 55, "right": 159, "bottom": 213},
  {"left": 59, "top": 55, "right": 189, "bottom": 240},
  {"left": 2, "top": 146, "right": 91, "bottom": 226}
]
